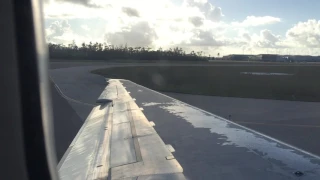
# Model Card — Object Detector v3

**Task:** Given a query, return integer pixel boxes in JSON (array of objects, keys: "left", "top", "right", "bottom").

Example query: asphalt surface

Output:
[
  {"left": 50, "top": 60, "right": 320, "bottom": 69},
  {"left": 50, "top": 81, "right": 82, "bottom": 160},
  {"left": 50, "top": 62, "right": 106, "bottom": 161}
]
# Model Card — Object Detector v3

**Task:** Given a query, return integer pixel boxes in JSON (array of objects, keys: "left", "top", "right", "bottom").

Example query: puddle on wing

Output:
[
  {"left": 241, "top": 72, "right": 294, "bottom": 76},
  {"left": 142, "top": 102, "right": 162, "bottom": 107},
  {"left": 142, "top": 100, "right": 320, "bottom": 173}
]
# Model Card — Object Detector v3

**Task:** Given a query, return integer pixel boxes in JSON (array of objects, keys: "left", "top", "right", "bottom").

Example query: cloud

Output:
[
  {"left": 232, "top": 16, "right": 281, "bottom": 27},
  {"left": 45, "top": 20, "right": 97, "bottom": 45},
  {"left": 44, "top": 0, "right": 320, "bottom": 55},
  {"left": 48, "top": 32, "right": 86, "bottom": 44},
  {"left": 286, "top": 19, "right": 320, "bottom": 47},
  {"left": 236, "top": 29, "right": 282, "bottom": 50},
  {"left": 122, "top": 7, "right": 140, "bottom": 17},
  {"left": 46, "top": 13, "right": 74, "bottom": 19},
  {"left": 182, "top": 29, "right": 228, "bottom": 46},
  {"left": 242, "top": 32, "right": 251, "bottom": 42},
  {"left": 184, "top": 0, "right": 224, "bottom": 22},
  {"left": 81, "top": 25, "right": 90, "bottom": 31},
  {"left": 104, "top": 21, "right": 157, "bottom": 47},
  {"left": 207, "top": 7, "right": 223, "bottom": 22},
  {"left": 55, "top": 0, "right": 102, "bottom": 8},
  {"left": 44, "top": 0, "right": 228, "bottom": 52},
  {"left": 250, "top": 29, "right": 281, "bottom": 48},
  {"left": 261, "top": 29, "right": 279, "bottom": 43},
  {"left": 188, "top": 16, "right": 204, "bottom": 27},
  {"left": 46, "top": 20, "right": 71, "bottom": 39},
  {"left": 43, "top": 1, "right": 114, "bottom": 19}
]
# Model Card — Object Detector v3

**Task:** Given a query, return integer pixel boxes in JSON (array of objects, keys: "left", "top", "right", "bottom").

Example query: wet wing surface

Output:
[
  {"left": 122, "top": 80, "right": 320, "bottom": 180},
  {"left": 163, "top": 92, "right": 320, "bottom": 157}
]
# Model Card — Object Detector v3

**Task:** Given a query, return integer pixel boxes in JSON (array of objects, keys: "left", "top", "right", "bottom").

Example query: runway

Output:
[
  {"left": 50, "top": 63, "right": 107, "bottom": 161},
  {"left": 50, "top": 60, "right": 320, "bottom": 69},
  {"left": 50, "top": 81, "right": 83, "bottom": 160}
]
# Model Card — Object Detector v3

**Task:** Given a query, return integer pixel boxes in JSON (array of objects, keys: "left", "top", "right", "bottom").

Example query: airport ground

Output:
[{"left": 92, "top": 64, "right": 320, "bottom": 102}]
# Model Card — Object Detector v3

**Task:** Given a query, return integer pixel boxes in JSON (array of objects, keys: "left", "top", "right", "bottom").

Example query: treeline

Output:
[{"left": 48, "top": 42, "right": 212, "bottom": 61}]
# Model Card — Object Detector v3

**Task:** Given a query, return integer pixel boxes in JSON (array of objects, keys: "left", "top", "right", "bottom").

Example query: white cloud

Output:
[
  {"left": 242, "top": 29, "right": 281, "bottom": 48},
  {"left": 207, "top": 7, "right": 223, "bottom": 22},
  {"left": 285, "top": 19, "right": 320, "bottom": 48},
  {"left": 181, "top": 29, "right": 229, "bottom": 47},
  {"left": 43, "top": 0, "right": 320, "bottom": 55},
  {"left": 242, "top": 32, "right": 251, "bottom": 42},
  {"left": 48, "top": 31, "right": 88, "bottom": 44},
  {"left": 45, "top": 20, "right": 99, "bottom": 45},
  {"left": 232, "top": 16, "right": 281, "bottom": 27},
  {"left": 104, "top": 21, "right": 157, "bottom": 47},
  {"left": 122, "top": 7, "right": 140, "bottom": 17},
  {"left": 232, "top": 20, "right": 320, "bottom": 55},
  {"left": 42, "top": 0, "right": 250, "bottom": 54},
  {"left": 232, "top": 29, "right": 283, "bottom": 55},
  {"left": 184, "top": 0, "right": 224, "bottom": 22},
  {"left": 43, "top": 0, "right": 114, "bottom": 19},
  {"left": 81, "top": 25, "right": 90, "bottom": 31},
  {"left": 256, "top": 29, "right": 281, "bottom": 48},
  {"left": 55, "top": 0, "right": 103, "bottom": 8},
  {"left": 188, "top": 16, "right": 204, "bottom": 27},
  {"left": 46, "top": 20, "right": 71, "bottom": 39}
]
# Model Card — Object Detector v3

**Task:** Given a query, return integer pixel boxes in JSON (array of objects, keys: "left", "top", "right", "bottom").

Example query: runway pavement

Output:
[
  {"left": 49, "top": 63, "right": 107, "bottom": 161},
  {"left": 50, "top": 60, "right": 320, "bottom": 70},
  {"left": 50, "top": 81, "right": 82, "bottom": 160}
]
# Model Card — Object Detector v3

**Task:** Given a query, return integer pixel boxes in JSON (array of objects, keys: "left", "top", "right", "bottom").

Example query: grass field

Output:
[{"left": 92, "top": 64, "right": 320, "bottom": 102}]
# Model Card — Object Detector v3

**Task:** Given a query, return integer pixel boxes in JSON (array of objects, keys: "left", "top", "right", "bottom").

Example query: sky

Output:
[{"left": 43, "top": 0, "right": 320, "bottom": 56}]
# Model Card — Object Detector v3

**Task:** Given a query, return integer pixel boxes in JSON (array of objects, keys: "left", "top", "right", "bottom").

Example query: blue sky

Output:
[
  {"left": 214, "top": 0, "right": 320, "bottom": 35},
  {"left": 215, "top": 0, "right": 320, "bottom": 21},
  {"left": 43, "top": 0, "right": 320, "bottom": 55}
]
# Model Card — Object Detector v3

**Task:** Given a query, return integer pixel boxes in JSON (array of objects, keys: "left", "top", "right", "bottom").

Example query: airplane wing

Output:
[
  {"left": 57, "top": 79, "right": 185, "bottom": 180},
  {"left": 51, "top": 65, "right": 320, "bottom": 180}
]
